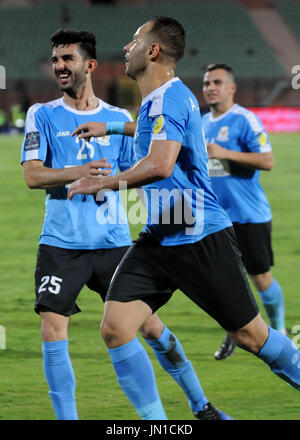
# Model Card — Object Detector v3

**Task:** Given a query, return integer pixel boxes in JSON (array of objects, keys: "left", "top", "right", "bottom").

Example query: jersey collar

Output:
[
  {"left": 60, "top": 97, "right": 103, "bottom": 115},
  {"left": 209, "top": 103, "right": 239, "bottom": 122},
  {"left": 141, "top": 77, "right": 180, "bottom": 106}
]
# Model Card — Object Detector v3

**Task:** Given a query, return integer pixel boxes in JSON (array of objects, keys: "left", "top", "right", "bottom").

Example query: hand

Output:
[
  {"left": 68, "top": 176, "right": 104, "bottom": 200},
  {"left": 207, "top": 143, "right": 229, "bottom": 160},
  {"left": 71, "top": 122, "right": 107, "bottom": 141},
  {"left": 78, "top": 158, "right": 112, "bottom": 178}
]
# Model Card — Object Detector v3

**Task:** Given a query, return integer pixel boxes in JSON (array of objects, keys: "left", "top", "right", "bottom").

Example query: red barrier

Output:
[{"left": 248, "top": 107, "right": 300, "bottom": 132}]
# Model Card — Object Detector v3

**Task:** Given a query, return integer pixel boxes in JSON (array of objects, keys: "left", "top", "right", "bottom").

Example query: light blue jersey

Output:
[
  {"left": 21, "top": 98, "right": 133, "bottom": 249},
  {"left": 202, "top": 104, "right": 272, "bottom": 224},
  {"left": 134, "top": 77, "right": 231, "bottom": 246}
]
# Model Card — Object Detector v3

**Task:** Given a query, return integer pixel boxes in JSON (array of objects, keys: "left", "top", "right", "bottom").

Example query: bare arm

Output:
[
  {"left": 22, "top": 159, "right": 112, "bottom": 189},
  {"left": 207, "top": 143, "right": 274, "bottom": 171},
  {"left": 71, "top": 121, "right": 137, "bottom": 140},
  {"left": 68, "top": 139, "right": 181, "bottom": 199}
]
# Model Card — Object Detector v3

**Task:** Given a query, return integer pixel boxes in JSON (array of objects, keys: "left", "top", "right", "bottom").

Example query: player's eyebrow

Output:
[{"left": 51, "top": 54, "right": 74, "bottom": 62}]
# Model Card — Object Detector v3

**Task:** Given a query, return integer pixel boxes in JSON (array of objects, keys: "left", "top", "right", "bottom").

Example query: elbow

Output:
[
  {"left": 154, "top": 163, "right": 173, "bottom": 179},
  {"left": 23, "top": 175, "right": 41, "bottom": 189},
  {"left": 264, "top": 157, "right": 274, "bottom": 171}
]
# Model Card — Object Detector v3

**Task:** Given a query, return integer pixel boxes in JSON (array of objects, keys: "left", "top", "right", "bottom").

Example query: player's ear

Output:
[
  {"left": 86, "top": 58, "right": 97, "bottom": 74},
  {"left": 231, "top": 82, "right": 237, "bottom": 95},
  {"left": 148, "top": 43, "right": 160, "bottom": 60}
]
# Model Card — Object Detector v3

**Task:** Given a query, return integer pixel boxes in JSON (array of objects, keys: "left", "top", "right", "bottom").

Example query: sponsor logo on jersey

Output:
[
  {"left": 94, "top": 135, "right": 110, "bottom": 146},
  {"left": 153, "top": 115, "right": 165, "bottom": 135},
  {"left": 216, "top": 126, "right": 229, "bottom": 142},
  {"left": 56, "top": 131, "right": 70, "bottom": 137}
]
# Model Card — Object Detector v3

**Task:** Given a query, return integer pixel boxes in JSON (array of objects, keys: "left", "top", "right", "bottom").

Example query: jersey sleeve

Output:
[
  {"left": 20, "top": 104, "right": 48, "bottom": 164},
  {"left": 148, "top": 93, "right": 186, "bottom": 144},
  {"left": 240, "top": 111, "right": 272, "bottom": 154},
  {"left": 117, "top": 110, "right": 136, "bottom": 171}
]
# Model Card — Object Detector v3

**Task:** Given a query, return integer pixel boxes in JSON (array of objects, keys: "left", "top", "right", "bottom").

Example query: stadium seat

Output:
[{"left": 0, "top": 0, "right": 286, "bottom": 80}]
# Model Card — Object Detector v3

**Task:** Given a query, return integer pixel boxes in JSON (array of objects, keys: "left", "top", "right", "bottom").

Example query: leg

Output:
[
  {"left": 101, "top": 300, "right": 167, "bottom": 420},
  {"left": 249, "top": 271, "right": 286, "bottom": 333},
  {"left": 40, "top": 311, "right": 78, "bottom": 420},
  {"left": 140, "top": 313, "right": 209, "bottom": 415},
  {"left": 229, "top": 313, "right": 300, "bottom": 389}
]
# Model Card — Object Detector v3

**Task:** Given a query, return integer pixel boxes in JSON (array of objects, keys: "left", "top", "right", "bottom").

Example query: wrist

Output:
[{"left": 106, "top": 121, "right": 125, "bottom": 135}]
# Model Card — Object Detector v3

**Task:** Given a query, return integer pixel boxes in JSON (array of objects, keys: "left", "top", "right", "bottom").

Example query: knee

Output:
[
  {"left": 41, "top": 319, "right": 67, "bottom": 342},
  {"left": 100, "top": 318, "right": 123, "bottom": 347},
  {"left": 139, "top": 314, "right": 164, "bottom": 340},
  {"left": 229, "top": 329, "right": 266, "bottom": 354},
  {"left": 250, "top": 271, "right": 273, "bottom": 292}
]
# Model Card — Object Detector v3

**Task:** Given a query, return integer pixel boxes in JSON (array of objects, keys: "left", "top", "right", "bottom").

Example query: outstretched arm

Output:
[
  {"left": 68, "top": 139, "right": 181, "bottom": 199},
  {"left": 22, "top": 159, "right": 112, "bottom": 189},
  {"left": 71, "top": 121, "right": 137, "bottom": 140}
]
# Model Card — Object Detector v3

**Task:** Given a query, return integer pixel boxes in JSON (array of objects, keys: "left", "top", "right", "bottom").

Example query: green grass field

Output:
[{"left": 0, "top": 133, "right": 300, "bottom": 420}]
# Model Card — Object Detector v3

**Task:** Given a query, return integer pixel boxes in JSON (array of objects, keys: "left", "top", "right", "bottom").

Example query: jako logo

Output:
[
  {"left": 0, "top": 65, "right": 6, "bottom": 90},
  {"left": 56, "top": 131, "right": 70, "bottom": 137}
]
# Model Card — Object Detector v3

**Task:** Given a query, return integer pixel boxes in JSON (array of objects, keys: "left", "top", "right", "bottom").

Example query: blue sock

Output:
[
  {"left": 258, "top": 279, "right": 285, "bottom": 330},
  {"left": 42, "top": 340, "right": 78, "bottom": 420},
  {"left": 145, "top": 326, "right": 208, "bottom": 413},
  {"left": 258, "top": 326, "right": 300, "bottom": 389},
  {"left": 108, "top": 337, "right": 167, "bottom": 420}
]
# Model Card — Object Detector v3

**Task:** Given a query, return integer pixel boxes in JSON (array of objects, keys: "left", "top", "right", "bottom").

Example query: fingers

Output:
[
  {"left": 90, "top": 168, "right": 111, "bottom": 176},
  {"left": 91, "top": 159, "right": 112, "bottom": 169},
  {"left": 71, "top": 124, "right": 88, "bottom": 137},
  {"left": 68, "top": 180, "right": 80, "bottom": 200}
]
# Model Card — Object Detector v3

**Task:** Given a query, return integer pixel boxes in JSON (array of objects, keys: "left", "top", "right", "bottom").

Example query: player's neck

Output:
[
  {"left": 63, "top": 83, "right": 99, "bottom": 112},
  {"left": 210, "top": 101, "right": 235, "bottom": 118},
  {"left": 138, "top": 65, "right": 175, "bottom": 99}
]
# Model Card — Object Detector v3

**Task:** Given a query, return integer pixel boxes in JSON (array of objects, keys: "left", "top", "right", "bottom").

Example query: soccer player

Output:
[
  {"left": 21, "top": 29, "right": 223, "bottom": 420},
  {"left": 202, "top": 63, "right": 286, "bottom": 360},
  {"left": 68, "top": 17, "right": 300, "bottom": 420}
]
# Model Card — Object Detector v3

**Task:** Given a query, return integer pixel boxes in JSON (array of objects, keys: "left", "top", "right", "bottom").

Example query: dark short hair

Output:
[
  {"left": 149, "top": 16, "right": 185, "bottom": 63},
  {"left": 203, "top": 63, "right": 235, "bottom": 81},
  {"left": 50, "top": 29, "right": 97, "bottom": 60}
]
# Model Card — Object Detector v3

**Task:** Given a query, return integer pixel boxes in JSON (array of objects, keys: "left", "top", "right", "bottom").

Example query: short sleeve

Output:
[
  {"left": 20, "top": 104, "right": 48, "bottom": 164},
  {"left": 148, "top": 92, "right": 186, "bottom": 143},
  {"left": 240, "top": 111, "right": 272, "bottom": 153}
]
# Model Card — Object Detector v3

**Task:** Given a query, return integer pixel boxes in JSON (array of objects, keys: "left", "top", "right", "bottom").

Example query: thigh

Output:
[
  {"left": 167, "top": 227, "right": 260, "bottom": 331},
  {"left": 35, "top": 245, "right": 92, "bottom": 316},
  {"left": 233, "top": 221, "right": 274, "bottom": 275},
  {"left": 106, "top": 234, "right": 174, "bottom": 312},
  {"left": 86, "top": 246, "right": 130, "bottom": 301}
]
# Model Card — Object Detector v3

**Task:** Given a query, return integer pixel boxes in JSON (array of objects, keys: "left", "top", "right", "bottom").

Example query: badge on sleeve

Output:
[
  {"left": 153, "top": 115, "right": 165, "bottom": 135},
  {"left": 258, "top": 132, "right": 267, "bottom": 146},
  {"left": 24, "top": 131, "right": 40, "bottom": 151}
]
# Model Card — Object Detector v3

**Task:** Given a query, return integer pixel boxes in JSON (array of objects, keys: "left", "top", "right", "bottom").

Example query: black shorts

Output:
[
  {"left": 106, "top": 227, "right": 259, "bottom": 331},
  {"left": 34, "top": 244, "right": 129, "bottom": 316},
  {"left": 233, "top": 221, "right": 274, "bottom": 275}
]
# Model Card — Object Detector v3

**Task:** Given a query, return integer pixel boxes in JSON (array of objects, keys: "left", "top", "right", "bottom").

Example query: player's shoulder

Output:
[
  {"left": 99, "top": 99, "right": 133, "bottom": 122},
  {"left": 148, "top": 77, "right": 192, "bottom": 117},
  {"left": 232, "top": 104, "right": 263, "bottom": 133},
  {"left": 26, "top": 98, "right": 63, "bottom": 118}
]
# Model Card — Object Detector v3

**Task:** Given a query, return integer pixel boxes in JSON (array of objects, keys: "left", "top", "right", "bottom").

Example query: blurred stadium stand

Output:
[{"left": 0, "top": 0, "right": 300, "bottom": 129}]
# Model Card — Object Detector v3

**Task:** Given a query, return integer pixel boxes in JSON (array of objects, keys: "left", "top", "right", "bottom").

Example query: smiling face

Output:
[
  {"left": 202, "top": 68, "right": 236, "bottom": 109},
  {"left": 123, "top": 21, "right": 153, "bottom": 80},
  {"left": 51, "top": 43, "right": 88, "bottom": 97}
]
